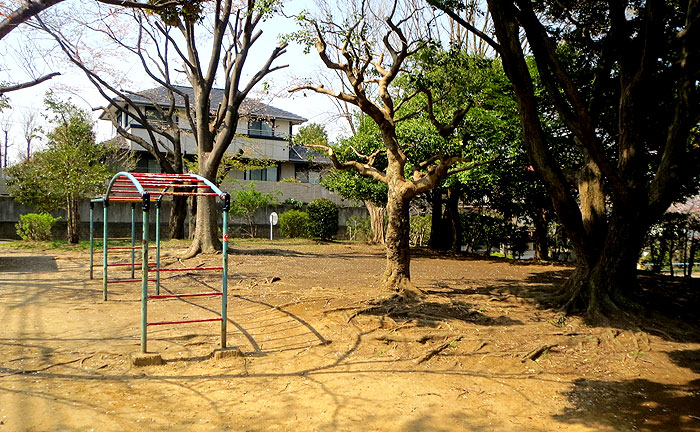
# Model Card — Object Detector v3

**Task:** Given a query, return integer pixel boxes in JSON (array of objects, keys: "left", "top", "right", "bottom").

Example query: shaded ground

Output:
[{"left": 0, "top": 240, "right": 698, "bottom": 431}]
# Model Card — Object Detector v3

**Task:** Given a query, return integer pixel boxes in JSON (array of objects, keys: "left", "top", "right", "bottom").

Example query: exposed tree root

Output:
[
  {"left": 521, "top": 344, "right": 557, "bottom": 362},
  {"left": 415, "top": 337, "right": 462, "bottom": 364}
]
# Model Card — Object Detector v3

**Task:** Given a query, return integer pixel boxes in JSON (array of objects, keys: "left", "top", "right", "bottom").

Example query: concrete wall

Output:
[
  {"left": 222, "top": 179, "right": 359, "bottom": 207},
  {"left": 0, "top": 195, "right": 368, "bottom": 240}
]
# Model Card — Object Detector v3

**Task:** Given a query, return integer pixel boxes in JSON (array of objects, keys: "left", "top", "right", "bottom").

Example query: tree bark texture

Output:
[
  {"left": 66, "top": 197, "right": 80, "bottom": 244},
  {"left": 383, "top": 189, "right": 412, "bottom": 291},
  {"left": 187, "top": 194, "right": 221, "bottom": 254},
  {"left": 554, "top": 212, "right": 645, "bottom": 317},
  {"left": 483, "top": 0, "right": 700, "bottom": 318},
  {"left": 365, "top": 200, "right": 386, "bottom": 244}
]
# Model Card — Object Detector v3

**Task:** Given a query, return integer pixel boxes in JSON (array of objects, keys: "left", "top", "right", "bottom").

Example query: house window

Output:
[
  {"left": 248, "top": 118, "right": 274, "bottom": 137},
  {"left": 145, "top": 107, "right": 165, "bottom": 124},
  {"left": 245, "top": 166, "right": 278, "bottom": 182}
]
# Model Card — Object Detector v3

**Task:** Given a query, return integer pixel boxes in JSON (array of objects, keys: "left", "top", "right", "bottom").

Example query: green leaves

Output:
[{"left": 8, "top": 95, "right": 120, "bottom": 213}]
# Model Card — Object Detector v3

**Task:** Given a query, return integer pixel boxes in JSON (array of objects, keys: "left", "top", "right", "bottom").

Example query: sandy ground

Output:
[{"left": 0, "top": 240, "right": 699, "bottom": 431}]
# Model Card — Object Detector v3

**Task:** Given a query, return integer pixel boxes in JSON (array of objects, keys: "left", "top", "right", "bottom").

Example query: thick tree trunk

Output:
[
  {"left": 168, "top": 195, "right": 187, "bottom": 240},
  {"left": 553, "top": 214, "right": 645, "bottom": 318},
  {"left": 532, "top": 208, "right": 549, "bottom": 261},
  {"left": 383, "top": 189, "right": 411, "bottom": 291},
  {"left": 184, "top": 194, "right": 220, "bottom": 256},
  {"left": 66, "top": 197, "right": 80, "bottom": 244},
  {"left": 365, "top": 200, "right": 386, "bottom": 244}
]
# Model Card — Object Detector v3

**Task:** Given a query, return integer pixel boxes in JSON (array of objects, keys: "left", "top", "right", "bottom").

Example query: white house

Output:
[{"left": 99, "top": 85, "right": 329, "bottom": 185}]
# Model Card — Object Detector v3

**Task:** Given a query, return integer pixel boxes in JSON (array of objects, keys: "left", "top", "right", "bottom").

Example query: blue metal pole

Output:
[
  {"left": 221, "top": 194, "right": 230, "bottom": 349},
  {"left": 141, "top": 193, "right": 150, "bottom": 354},
  {"left": 89, "top": 201, "right": 94, "bottom": 280},
  {"left": 130, "top": 203, "right": 136, "bottom": 279},
  {"left": 103, "top": 200, "right": 109, "bottom": 301},
  {"left": 155, "top": 201, "right": 161, "bottom": 295}
]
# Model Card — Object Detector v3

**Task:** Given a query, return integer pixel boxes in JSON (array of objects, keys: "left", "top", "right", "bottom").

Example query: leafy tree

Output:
[
  {"left": 320, "top": 115, "right": 389, "bottom": 244},
  {"left": 435, "top": 0, "right": 700, "bottom": 317},
  {"left": 293, "top": 123, "right": 329, "bottom": 148},
  {"left": 231, "top": 182, "right": 279, "bottom": 238},
  {"left": 38, "top": 0, "right": 288, "bottom": 256},
  {"left": 7, "top": 94, "right": 131, "bottom": 243}
]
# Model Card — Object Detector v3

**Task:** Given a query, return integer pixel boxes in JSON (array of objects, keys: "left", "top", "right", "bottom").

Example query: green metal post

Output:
[
  {"left": 103, "top": 199, "right": 109, "bottom": 301},
  {"left": 130, "top": 203, "right": 136, "bottom": 279},
  {"left": 221, "top": 194, "right": 230, "bottom": 349},
  {"left": 89, "top": 202, "right": 94, "bottom": 280},
  {"left": 141, "top": 193, "right": 150, "bottom": 354},
  {"left": 155, "top": 201, "right": 161, "bottom": 295}
]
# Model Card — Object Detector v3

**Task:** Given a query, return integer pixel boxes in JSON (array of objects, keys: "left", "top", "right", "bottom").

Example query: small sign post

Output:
[{"left": 269, "top": 212, "right": 278, "bottom": 240}]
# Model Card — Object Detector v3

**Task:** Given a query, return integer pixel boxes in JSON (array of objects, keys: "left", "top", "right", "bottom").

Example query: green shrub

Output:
[
  {"left": 15, "top": 213, "right": 60, "bottom": 241},
  {"left": 307, "top": 198, "right": 339, "bottom": 240},
  {"left": 284, "top": 198, "right": 304, "bottom": 209},
  {"left": 279, "top": 210, "right": 310, "bottom": 238}
]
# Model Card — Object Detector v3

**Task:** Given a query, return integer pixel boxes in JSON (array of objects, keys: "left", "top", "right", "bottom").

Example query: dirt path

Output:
[{"left": 0, "top": 242, "right": 698, "bottom": 431}]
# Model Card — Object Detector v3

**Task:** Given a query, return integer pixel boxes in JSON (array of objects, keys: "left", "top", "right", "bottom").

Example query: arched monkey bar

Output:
[{"left": 89, "top": 172, "right": 231, "bottom": 353}]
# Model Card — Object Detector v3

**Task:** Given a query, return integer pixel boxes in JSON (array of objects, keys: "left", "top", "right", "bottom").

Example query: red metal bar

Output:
[
  {"left": 150, "top": 266, "right": 224, "bottom": 272},
  {"left": 131, "top": 174, "right": 200, "bottom": 179},
  {"left": 147, "top": 317, "right": 222, "bottom": 326},
  {"left": 140, "top": 184, "right": 210, "bottom": 188},
  {"left": 148, "top": 191, "right": 220, "bottom": 197},
  {"left": 107, "top": 262, "right": 157, "bottom": 267},
  {"left": 148, "top": 292, "right": 222, "bottom": 299},
  {"left": 107, "top": 278, "right": 157, "bottom": 284},
  {"left": 110, "top": 189, "right": 140, "bottom": 194},
  {"left": 114, "top": 180, "right": 209, "bottom": 188}
]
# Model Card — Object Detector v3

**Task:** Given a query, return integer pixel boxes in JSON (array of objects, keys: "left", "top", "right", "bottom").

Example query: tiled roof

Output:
[{"left": 114, "top": 85, "right": 307, "bottom": 123}]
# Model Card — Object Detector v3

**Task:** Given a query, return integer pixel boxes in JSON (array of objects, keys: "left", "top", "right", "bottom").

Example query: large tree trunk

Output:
[
  {"left": 365, "top": 200, "right": 386, "bottom": 244},
  {"left": 66, "top": 196, "right": 80, "bottom": 244},
  {"left": 383, "top": 189, "right": 411, "bottom": 291},
  {"left": 186, "top": 195, "right": 221, "bottom": 255},
  {"left": 551, "top": 212, "right": 645, "bottom": 317},
  {"left": 168, "top": 195, "right": 187, "bottom": 239}
]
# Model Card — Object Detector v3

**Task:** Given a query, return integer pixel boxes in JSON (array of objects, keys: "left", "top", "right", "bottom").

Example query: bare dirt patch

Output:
[{"left": 0, "top": 241, "right": 698, "bottom": 431}]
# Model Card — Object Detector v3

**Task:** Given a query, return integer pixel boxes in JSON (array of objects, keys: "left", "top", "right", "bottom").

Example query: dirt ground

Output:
[{"left": 0, "top": 240, "right": 699, "bottom": 431}]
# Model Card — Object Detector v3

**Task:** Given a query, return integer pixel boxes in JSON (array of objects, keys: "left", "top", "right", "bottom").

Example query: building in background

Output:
[{"left": 99, "top": 85, "right": 330, "bottom": 188}]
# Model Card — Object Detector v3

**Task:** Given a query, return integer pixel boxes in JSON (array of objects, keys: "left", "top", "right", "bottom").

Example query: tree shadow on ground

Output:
[
  {"left": 0, "top": 256, "right": 58, "bottom": 273},
  {"left": 478, "top": 270, "right": 700, "bottom": 343},
  {"left": 230, "top": 247, "right": 383, "bottom": 260},
  {"left": 668, "top": 349, "right": 700, "bottom": 374},
  {"left": 351, "top": 293, "right": 523, "bottom": 328},
  {"left": 552, "top": 378, "right": 700, "bottom": 431}
]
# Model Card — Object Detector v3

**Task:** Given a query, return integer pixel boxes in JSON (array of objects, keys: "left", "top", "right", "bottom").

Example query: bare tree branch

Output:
[{"left": 0, "top": 72, "right": 60, "bottom": 94}]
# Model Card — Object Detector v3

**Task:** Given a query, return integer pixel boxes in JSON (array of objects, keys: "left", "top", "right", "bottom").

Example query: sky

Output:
[{"left": 0, "top": 0, "right": 348, "bottom": 166}]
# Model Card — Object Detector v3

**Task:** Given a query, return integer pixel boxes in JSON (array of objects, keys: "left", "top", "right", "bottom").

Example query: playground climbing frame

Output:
[{"left": 89, "top": 172, "right": 231, "bottom": 354}]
